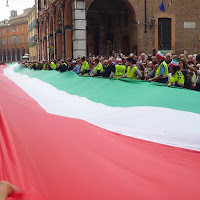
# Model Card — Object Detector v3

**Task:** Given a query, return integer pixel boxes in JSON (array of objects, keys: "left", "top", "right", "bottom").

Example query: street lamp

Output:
[{"left": 150, "top": 17, "right": 156, "bottom": 29}]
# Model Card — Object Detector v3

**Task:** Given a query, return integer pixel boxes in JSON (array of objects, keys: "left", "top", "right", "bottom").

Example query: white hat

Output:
[
  {"left": 156, "top": 51, "right": 165, "bottom": 59},
  {"left": 170, "top": 60, "right": 179, "bottom": 67},
  {"left": 116, "top": 58, "right": 122, "bottom": 63}
]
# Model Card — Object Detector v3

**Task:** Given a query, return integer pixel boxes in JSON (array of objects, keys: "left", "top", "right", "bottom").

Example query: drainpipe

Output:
[{"left": 145, "top": 0, "right": 147, "bottom": 33}]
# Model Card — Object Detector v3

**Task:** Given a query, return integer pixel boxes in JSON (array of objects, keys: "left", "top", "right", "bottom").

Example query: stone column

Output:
[
  {"left": 59, "top": 3, "right": 65, "bottom": 59},
  {"left": 41, "top": 21, "right": 44, "bottom": 60},
  {"left": 72, "top": 0, "right": 86, "bottom": 58},
  {"left": 51, "top": 10, "right": 57, "bottom": 60},
  {"left": 36, "top": 20, "right": 40, "bottom": 61},
  {"left": 46, "top": 16, "right": 50, "bottom": 61}
]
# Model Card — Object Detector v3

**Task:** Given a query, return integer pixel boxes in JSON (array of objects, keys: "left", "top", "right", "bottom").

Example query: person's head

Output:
[
  {"left": 196, "top": 64, "right": 200, "bottom": 70},
  {"left": 94, "top": 58, "right": 99, "bottom": 65},
  {"left": 108, "top": 58, "right": 112, "bottom": 65},
  {"left": 173, "top": 55, "right": 179, "bottom": 60},
  {"left": 179, "top": 59, "right": 187, "bottom": 70},
  {"left": 179, "top": 54, "right": 186, "bottom": 59},
  {"left": 166, "top": 53, "right": 172, "bottom": 62},
  {"left": 129, "top": 53, "right": 134, "bottom": 58},
  {"left": 104, "top": 60, "right": 108, "bottom": 66},
  {"left": 72, "top": 60, "right": 76, "bottom": 66},
  {"left": 116, "top": 58, "right": 122, "bottom": 64},
  {"left": 196, "top": 54, "right": 200, "bottom": 63},
  {"left": 126, "top": 57, "right": 136, "bottom": 66},
  {"left": 81, "top": 56, "right": 86, "bottom": 63},
  {"left": 170, "top": 60, "right": 180, "bottom": 72},
  {"left": 122, "top": 57, "right": 127, "bottom": 64},
  {"left": 156, "top": 51, "right": 165, "bottom": 62},
  {"left": 147, "top": 54, "right": 152, "bottom": 61},
  {"left": 141, "top": 53, "right": 146, "bottom": 61},
  {"left": 147, "top": 61, "right": 152, "bottom": 69},
  {"left": 188, "top": 55, "right": 194, "bottom": 62},
  {"left": 152, "top": 48, "right": 157, "bottom": 56}
]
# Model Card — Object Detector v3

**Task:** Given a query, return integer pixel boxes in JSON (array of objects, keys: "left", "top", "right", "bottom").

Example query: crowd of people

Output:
[{"left": 16, "top": 50, "right": 200, "bottom": 91}]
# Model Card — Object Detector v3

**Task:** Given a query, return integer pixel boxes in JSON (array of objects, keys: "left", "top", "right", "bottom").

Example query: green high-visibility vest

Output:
[
  {"left": 156, "top": 61, "right": 169, "bottom": 78},
  {"left": 169, "top": 70, "right": 185, "bottom": 87},
  {"left": 50, "top": 62, "right": 57, "bottom": 69},
  {"left": 127, "top": 66, "right": 138, "bottom": 79},
  {"left": 94, "top": 63, "right": 103, "bottom": 73},
  {"left": 113, "top": 64, "right": 126, "bottom": 79}
]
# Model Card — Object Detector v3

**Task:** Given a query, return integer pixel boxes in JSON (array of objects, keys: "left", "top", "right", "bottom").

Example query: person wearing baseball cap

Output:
[
  {"left": 109, "top": 58, "right": 126, "bottom": 79},
  {"left": 168, "top": 60, "right": 185, "bottom": 87},
  {"left": 148, "top": 51, "right": 169, "bottom": 83}
]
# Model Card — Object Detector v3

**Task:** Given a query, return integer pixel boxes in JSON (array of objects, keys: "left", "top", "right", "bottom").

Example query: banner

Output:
[{"left": 0, "top": 64, "right": 200, "bottom": 200}]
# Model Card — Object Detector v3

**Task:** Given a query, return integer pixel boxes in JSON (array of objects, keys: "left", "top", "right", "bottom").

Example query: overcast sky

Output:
[{"left": 0, "top": 0, "right": 35, "bottom": 21}]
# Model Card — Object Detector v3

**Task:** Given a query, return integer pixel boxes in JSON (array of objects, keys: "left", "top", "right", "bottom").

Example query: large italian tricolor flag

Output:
[{"left": 0, "top": 64, "right": 200, "bottom": 200}]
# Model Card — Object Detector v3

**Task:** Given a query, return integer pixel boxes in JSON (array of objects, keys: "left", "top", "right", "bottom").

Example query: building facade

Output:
[
  {"left": 36, "top": 0, "right": 200, "bottom": 60},
  {"left": 27, "top": 6, "right": 37, "bottom": 61},
  {"left": 0, "top": 9, "right": 31, "bottom": 62}
]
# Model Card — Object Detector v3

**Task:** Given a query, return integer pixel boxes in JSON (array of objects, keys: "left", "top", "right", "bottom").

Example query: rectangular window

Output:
[
  {"left": 2, "top": 38, "right": 5, "bottom": 45},
  {"left": 16, "top": 35, "right": 19, "bottom": 44},
  {"left": 7, "top": 36, "right": 9, "bottom": 45},
  {"left": 22, "top": 26, "right": 24, "bottom": 31},
  {"left": 158, "top": 18, "right": 172, "bottom": 50},
  {"left": 7, "top": 28, "right": 9, "bottom": 33},
  {"left": 12, "top": 27, "right": 15, "bottom": 32},
  {"left": 21, "top": 34, "right": 24, "bottom": 43},
  {"left": 2, "top": 29, "right": 4, "bottom": 34},
  {"left": 16, "top": 27, "right": 18, "bottom": 32},
  {"left": 11, "top": 36, "right": 14, "bottom": 44}
]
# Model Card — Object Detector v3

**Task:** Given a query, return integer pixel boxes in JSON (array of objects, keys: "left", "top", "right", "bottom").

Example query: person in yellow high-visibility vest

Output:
[
  {"left": 79, "top": 56, "right": 90, "bottom": 76},
  {"left": 168, "top": 60, "right": 185, "bottom": 87},
  {"left": 148, "top": 51, "right": 169, "bottom": 83},
  {"left": 109, "top": 58, "right": 126, "bottom": 79},
  {"left": 50, "top": 60, "right": 57, "bottom": 70},
  {"left": 121, "top": 57, "right": 142, "bottom": 79},
  {"left": 91, "top": 58, "right": 103, "bottom": 77}
]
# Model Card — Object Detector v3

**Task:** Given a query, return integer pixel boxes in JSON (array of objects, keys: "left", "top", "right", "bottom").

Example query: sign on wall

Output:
[
  {"left": 184, "top": 22, "right": 196, "bottom": 29},
  {"left": 49, "top": 46, "right": 54, "bottom": 55}
]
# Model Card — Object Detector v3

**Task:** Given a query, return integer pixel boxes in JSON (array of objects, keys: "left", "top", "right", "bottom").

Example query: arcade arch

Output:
[{"left": 86, "top": 0, "right": 138, "bottom": 56}]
